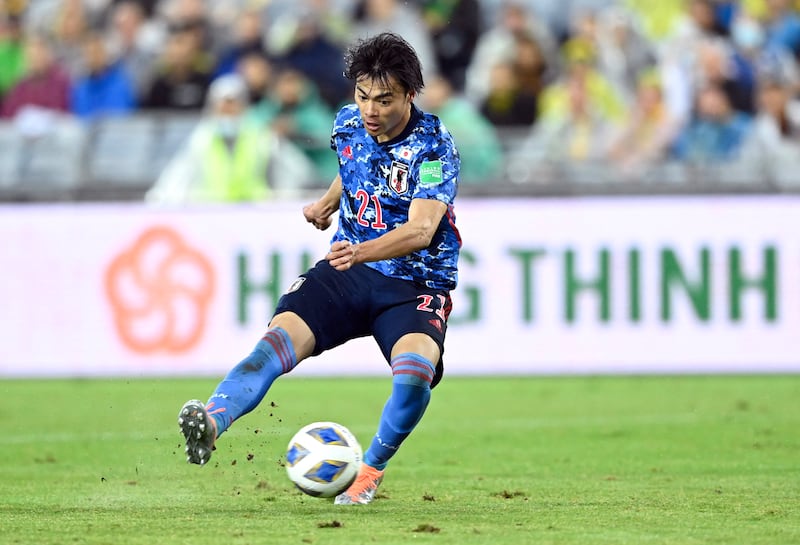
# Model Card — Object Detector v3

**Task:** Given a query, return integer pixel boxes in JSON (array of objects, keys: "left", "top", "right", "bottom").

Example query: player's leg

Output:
[
  {"left": 179, "top": 313, "right": 315, "bottom": 465},
  {"left": 206, "top": 313, "right": 315, "bottom": 435},
  {"left": 367, "top": 334, "right": 440, "bottom": 469},
  {"left": 336, "top": 281, "right": 450, "bottom": 504},
  {"left": 180, "top": 260, "right": 372, "bottom": 465},
  {"left": 335, "top": 333, "right": 440, "bottom": 504}
]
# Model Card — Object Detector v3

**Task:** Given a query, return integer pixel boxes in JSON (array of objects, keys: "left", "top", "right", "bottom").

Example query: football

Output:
[{"left": 285, "top": 421, "right": 363, "bottom": 498}]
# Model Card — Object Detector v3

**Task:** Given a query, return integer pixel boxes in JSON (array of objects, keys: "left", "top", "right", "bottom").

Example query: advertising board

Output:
[{"left": 1, "top": 196, "right": 797, "bottom": 376}]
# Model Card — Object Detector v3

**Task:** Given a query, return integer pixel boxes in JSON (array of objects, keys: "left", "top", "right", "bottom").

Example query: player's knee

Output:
[{"left": 267, "top": 313, "right": 315, "bottom": 361}]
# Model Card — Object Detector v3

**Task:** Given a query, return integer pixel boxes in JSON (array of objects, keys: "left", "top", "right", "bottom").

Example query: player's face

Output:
[{"left": 354, "top": 75, "right": 414, "bottom": 143}]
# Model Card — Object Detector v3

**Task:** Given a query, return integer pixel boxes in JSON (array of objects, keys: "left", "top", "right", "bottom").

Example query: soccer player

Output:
[{"left": 178, "top": 32, "right": 461, "bottom": 505}]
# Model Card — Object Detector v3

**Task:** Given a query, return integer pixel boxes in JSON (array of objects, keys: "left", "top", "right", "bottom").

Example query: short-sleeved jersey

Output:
[{"left": 330, "top": 103, "right": 461, "bottom": 290}]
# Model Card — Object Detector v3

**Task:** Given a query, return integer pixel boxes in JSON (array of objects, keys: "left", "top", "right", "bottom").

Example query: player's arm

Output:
[
  {"left": 303, "top": 174, "right": 342, "bottom": 230},
  {"left": 327, "top": 197, "right": 447, "bottom": 271}
]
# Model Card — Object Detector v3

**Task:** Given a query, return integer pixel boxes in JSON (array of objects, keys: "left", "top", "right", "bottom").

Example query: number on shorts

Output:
[{"left": 416, "top": 294, "right": 446, "bottom": 321}]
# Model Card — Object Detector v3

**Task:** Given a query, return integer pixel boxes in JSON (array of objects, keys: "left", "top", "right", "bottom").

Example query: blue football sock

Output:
[
  {"left": 364, "top": 353, "right": 436, "bottom": 470},
  {"left": 206, "top": 327, "right": 297, "bottom": 437}
]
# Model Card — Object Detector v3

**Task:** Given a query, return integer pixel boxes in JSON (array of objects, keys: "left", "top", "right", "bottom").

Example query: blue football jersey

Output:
[{"left": 330, "top": 103, "right": 461, "bottom": 290}]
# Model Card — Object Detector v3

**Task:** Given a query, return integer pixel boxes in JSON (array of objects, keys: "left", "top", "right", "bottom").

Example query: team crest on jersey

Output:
[{"left": 389, "top": 161, "right": 410, "bottom": 194}]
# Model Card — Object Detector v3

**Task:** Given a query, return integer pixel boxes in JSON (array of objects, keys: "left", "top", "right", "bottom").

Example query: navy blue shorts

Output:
[{"left": 275, "top": 260, "right": 452, "bottom": 387}]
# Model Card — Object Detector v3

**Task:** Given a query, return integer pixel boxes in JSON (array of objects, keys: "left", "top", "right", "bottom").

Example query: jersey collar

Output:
[{"left": 375, "top": 103, "right": 422, "bottom": 147}]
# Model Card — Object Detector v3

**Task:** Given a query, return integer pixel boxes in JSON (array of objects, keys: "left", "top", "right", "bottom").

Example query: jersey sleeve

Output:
[
  {"left": 411, "top": 124, "right": 460, "bottom": 204},
  {"left": 330, "top": 104, "right": 359, "bottom": 152}
]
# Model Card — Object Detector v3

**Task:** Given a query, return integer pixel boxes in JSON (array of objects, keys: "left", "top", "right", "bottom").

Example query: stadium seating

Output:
[
  {"left": 0, "top": 112, "right": 794, "bottom": 202},
  {"left": 149, "top": 115, "right": 199, "bottom": 181},
  {"left": 84, "top": 116, "right": 156, "bottom": 193},
  {"left": 0, "top": 122, "right": 23, "bottom": 193},
  {"left": 78, "top": 115, "right": 198, "bottom": 201},
  {"left": 17, "top": 118, "right": 87, "bottom": 201}
]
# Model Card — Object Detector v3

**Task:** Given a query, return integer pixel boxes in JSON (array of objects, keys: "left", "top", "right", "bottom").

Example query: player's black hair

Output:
[{"left": 343, "top": 32, "right": 424, "bottom": 94}]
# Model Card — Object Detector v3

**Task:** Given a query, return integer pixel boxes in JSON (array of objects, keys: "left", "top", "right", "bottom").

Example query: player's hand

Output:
[
  {"left": 303, "top": 203, "right": 332, "bottom": 230},
  {"left": 327, "top": 240, "right": 358, "bottom": 271}
]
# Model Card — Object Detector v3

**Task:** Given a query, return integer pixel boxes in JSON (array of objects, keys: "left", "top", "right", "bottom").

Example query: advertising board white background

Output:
[{"left": 1, "top": 196, "right": 798, "bottom": 377}]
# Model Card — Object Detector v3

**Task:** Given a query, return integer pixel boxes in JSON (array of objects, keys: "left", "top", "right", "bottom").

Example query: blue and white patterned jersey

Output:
[{"left": 330, "top": 103, "right": 461, "bottom": 290}]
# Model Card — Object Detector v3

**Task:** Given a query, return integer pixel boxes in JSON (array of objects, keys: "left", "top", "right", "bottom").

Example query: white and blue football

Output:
[{"left": 285, "top": 421, "right": 363, "bottom": 498}]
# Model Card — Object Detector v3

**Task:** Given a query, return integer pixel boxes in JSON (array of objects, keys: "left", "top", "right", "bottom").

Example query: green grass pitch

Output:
[{"left": 2, "top": 375, "right": 799, "bottom": 545}]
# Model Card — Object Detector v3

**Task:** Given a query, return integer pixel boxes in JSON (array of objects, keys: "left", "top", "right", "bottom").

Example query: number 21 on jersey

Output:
[{"left": 355, "top": 189, "right": 387, "bottom": 229}]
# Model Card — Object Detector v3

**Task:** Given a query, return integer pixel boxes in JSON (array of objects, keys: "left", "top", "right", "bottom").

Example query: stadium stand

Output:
[
  {"left": 8, "top": 115, "right": 87, "bottom": 201},
  {"left": 146, "top": 114, "right": 199, "bottom": 183},
  {"left": 0, "top": 121, "right": 23, "bottom": 192},
  {"left": 82, "top": 115, "right": 157, "bottom": 199},
  {"left": 0, "top": 0, "right": 797, "bottom": 202}
]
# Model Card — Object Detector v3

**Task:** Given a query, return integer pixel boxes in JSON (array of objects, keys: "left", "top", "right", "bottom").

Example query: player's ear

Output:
[{"left": 407, "top": 91, "right": 416, "bottom": 104}]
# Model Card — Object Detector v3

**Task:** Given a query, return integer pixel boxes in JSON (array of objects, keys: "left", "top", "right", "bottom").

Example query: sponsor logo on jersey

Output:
[
  {"left": 287, "top": 277, "right": 306, "bottom": 293},
  {"left": 389, "top": 161, "right": 410, "bottom": 194},
  {"left": 420, "top": 160, "right": 443, "bottom": 185},
  {"left": 342, "top": 145, "right": 353, "bottom": 159}
]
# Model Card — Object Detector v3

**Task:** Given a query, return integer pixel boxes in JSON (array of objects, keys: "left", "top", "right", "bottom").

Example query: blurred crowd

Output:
[{"left": 0, "top": 0, "right": 799, "bottom": 201}]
